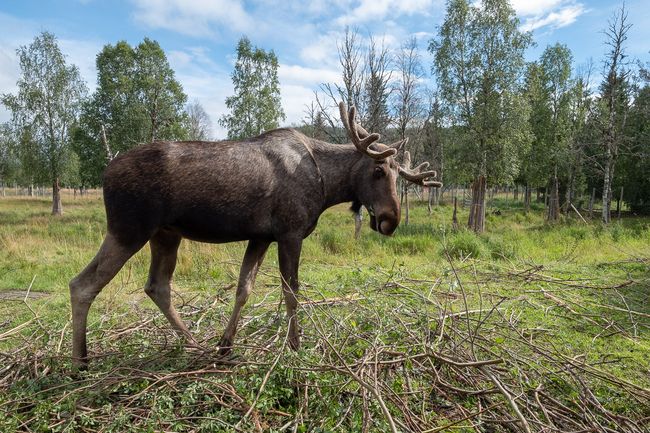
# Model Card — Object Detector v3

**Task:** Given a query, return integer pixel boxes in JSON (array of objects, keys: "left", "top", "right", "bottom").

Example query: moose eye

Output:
[{"left": 373, "top": 166, "right": 385, "bottom": 179}]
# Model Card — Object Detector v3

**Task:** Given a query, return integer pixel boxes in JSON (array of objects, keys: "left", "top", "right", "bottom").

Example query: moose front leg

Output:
[
  {"left": 218, "top": 239, "right": 270, "bottom": 356},
  {"left": 278, "top": 239, "right": 303, "bottom": 350}
]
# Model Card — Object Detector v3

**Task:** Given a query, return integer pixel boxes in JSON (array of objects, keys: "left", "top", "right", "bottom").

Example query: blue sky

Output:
[{"left": 1, "top": 0, "right": 648, "bottom": 138}]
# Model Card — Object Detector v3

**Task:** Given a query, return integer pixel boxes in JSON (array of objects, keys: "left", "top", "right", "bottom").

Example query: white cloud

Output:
[
  {"left": 521, "top": 4, "right": 585, "bottom": 32},
  {"left": 336, "top": 0, "right": 433, "bottom": 26},
  {"left": 511, "top": 0, "right": 564, "bottom": 17},
  {"left": 510, "top": 0, "right": 586, "bottom": 32},
  {"left": 300, "top": 33, "right": 341, "bottom": 68},
  {"left": 280, "top": 84, "right": 317, "bottom": 127},
  {"left": 279, "top": 64, "right": 340, "bottom": 86},
  {"left": 130, "top": 0, "right": 252, "bottom": 37},
  {"left": 166, "top": 46, "right": 233, "bottom": 138},
  {"left": 59, "top": 39, "right": 103, "bottom": 90}
]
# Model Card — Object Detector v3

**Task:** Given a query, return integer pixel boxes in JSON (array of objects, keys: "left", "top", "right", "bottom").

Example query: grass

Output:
[{"left": 0, "top": 193, "right": 649, "bottom": 432}]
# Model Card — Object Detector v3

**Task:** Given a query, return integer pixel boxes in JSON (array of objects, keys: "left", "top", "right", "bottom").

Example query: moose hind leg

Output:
[
  {"left": 145, "top": 230, "right": 196, "bottom": 345},
  {"left": 278, "top": 239, "right": 303, "bottom": 351},
  {"left": 69, "top": 233, "right": 145, "bottom": 367},
  {"left": 218, "top": 239, "right": 270, "bottom": 356}
]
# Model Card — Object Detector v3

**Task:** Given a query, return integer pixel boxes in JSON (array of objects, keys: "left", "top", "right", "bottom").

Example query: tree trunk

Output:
[
  {"left": 589, "top": 188, "right": 596, "bottom": 219},
  {"left": 617, "top": 186, "right": 624, "bottom": 219},
  {"left": 452, "top": 197, "right": 458, "bottom": 230},
  {"left": 468, "top": 175, "right": 486, "bottom": 233},
  {"left": 404, "top": 185, "right": 410, "bottom": 226},
  {"left": 52, "top": 177, "right": 63, "bottom": 215},
  {"left": 427, "top": 187, "right": 433, "bottom": 214},
  {"left": 564, "top": 169, "right": 574, "bottom": 214},
  {"left": 524, "top": 184, "right": 531, "bottom": 214},
  {"left": 547, "top": 175, "right": 560, "bottom": 222},
  {"left": 513, "top": 185, "right": 519, "bottom": 201},
  {"left": 602, "top": 153, "right": 612, "bottom": 224}
]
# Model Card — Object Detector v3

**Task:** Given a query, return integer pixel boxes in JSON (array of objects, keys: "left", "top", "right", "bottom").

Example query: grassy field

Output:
[{"left": 1, "top": 193, "right": 649, "bottom": 432}]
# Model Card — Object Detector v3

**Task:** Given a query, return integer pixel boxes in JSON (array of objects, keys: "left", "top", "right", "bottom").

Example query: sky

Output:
[{"left": 0, "top": 0, "right": 648, "bottom": 139}]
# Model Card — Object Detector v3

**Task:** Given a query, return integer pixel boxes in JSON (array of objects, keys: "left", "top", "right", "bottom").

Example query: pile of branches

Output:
[{"left": 1, "top": 257, "right": 649, "bottom": 432}]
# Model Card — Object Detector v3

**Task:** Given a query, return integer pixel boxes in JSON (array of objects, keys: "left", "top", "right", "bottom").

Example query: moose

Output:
[{"left": 69, "top": 102, "right": 441, "bottom": 367}]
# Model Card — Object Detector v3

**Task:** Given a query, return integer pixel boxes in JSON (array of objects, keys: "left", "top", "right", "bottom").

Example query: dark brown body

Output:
[
  {"left": 69, "top": 127, "right": 410, "bottom": 366},
  {"left": 103, "top": 128, "right": 379, "bottom": 248}
]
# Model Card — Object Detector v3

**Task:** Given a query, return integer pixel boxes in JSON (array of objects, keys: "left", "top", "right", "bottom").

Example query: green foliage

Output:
[
  {"left": 1, "top": 31, "right": 86, "bottom": 191},
  {"left": 619, "top": 84, "right": 650, "bottom": 213},
  {"left": 429, "top": 0, "right": 532, "bottom": 185},
  {"left": 0, "top": 124, "right": 21, "bottom": 186},
  {"left": 522, "top": 45, "right": 575, "bottom": 189},
  {"left": 74, "top": 38, "right": 188, "bottom": 185},
  {"left": 443, "top": 230, "right": 486, "bottom": 259},
  {"left": 220, "top": 37, "right": 285, "bottom": 140}
]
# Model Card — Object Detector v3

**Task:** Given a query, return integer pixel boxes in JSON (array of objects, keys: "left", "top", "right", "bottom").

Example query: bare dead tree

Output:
[
  {"left": 393, "top": 37, "right": 425, "bottom": 144},
  {"left": 185, "top": 100, "right": 212, "bottom": 141},
  {"left": 422, "top": 89, "right": 445, "bottom": 211},
  {"left": 302, "top": 101, "right": 329, "bottom": 141},
  {"left": 564, "top": 61, "right": 593, "bottom": 214},
  {"left": 600, "top": 4, "right": 632, "bottom": 223},
  {"left": 338, "top": 27, "right": 365, "bottom": 113},
  {"left": 363, "top": 35, "right": 392, "bottom": 135},
  {"left": 312, "top": 28, "right": 367, "bottom": 144}
]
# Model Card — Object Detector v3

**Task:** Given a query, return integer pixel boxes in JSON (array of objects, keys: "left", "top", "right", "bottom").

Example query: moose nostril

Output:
[{"left": 380, "top": 219, "right": 394, "bottom": 235}]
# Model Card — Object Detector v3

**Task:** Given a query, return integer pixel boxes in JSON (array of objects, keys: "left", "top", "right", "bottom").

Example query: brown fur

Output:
[{"left": 69, "top": 127, "right": 407, "bottom": 366}]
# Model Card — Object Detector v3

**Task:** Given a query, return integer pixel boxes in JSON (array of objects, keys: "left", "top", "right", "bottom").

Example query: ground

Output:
[{"left": 0, "top": 192, "right": 649, "bottom": 432}]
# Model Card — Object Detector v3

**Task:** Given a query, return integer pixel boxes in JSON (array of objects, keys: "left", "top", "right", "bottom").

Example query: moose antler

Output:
[
  {"left": 339, "top": 102, "right": 396, "bottom": 160},
  {"left": 399, "top": 151, "right": 442, "bottom": 187}
]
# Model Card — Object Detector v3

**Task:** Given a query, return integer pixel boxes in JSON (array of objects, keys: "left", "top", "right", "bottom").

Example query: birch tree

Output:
[
  {"left": 1, "top": 32, "right": 86, "bottom": 214},
  {"left": 185, "top": 100, "right": 212, "bottom": 140},
  {"left": 220, "top": 37, "right": 285, "bottom": 140},
  {"left": 430, "top": 0, "right": 532, "bottom": 232}
]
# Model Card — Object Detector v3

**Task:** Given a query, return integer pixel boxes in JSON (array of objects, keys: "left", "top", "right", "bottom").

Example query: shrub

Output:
[{"left": 443, "top": 230, "right": 485, "bottom": 259}]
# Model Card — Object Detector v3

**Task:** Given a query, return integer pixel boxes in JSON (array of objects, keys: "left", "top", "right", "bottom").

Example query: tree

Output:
[
  {"left": 618, "top": 61, "right": 650, "bottom": 214},
  {"left": 220, "top": 37, "right": 285, "bottom": 140},
  {"left": 363, "top": 36, "right": 392, "bottom": 136},
  {"left": 526, "top": 44, "right": 574, "bottom": 221},
  {"left": 312, "top": 27, "right": 382, "bottom": 143},
  {"left": 521, "top": 62, "right": 552, "bottom": 211},
  {"left": 421, "top": 89, "right": 447, "bottom": 210},
  {"left": 394, "top": 37, "right": 425, "bottom": 143},
  {"left": 0, "top": 124, "right": 20, "bottom": 194},
  {"left": 430, "top": 0, "right": 532, "bottom": 232},
  {"left": 185, "top": 100, "right": 212, "bottom": 140},
  {"left": 2, "top": 31, "right": 86, "bottom": 214},
  {"left": 136, "top": 39, "right": 187, "bottom": 142},
  {"left": 74, "top": 38, "right": 188, "bottom": 185},
  {"left": 564, "top": 62, "right": 594, "bottom": 213},
  {"left": 598, "top": 4, "right": 632, "bottom": 223}
]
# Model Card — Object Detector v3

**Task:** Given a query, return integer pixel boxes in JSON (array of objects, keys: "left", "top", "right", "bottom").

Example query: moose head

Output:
[{"left": 339, "top": 102, "right": 441, "bottom": 236}]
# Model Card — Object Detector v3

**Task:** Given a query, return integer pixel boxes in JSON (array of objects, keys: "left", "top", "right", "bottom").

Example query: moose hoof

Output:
[
  {"left": 289, "top": 336, "right": 300, "bottom": 351},
  {"left": 217, "top": 338, "right": 233, "bottom": 357},
  {"left": 72, "top": 357, "right": 89, "bottom": 372}
]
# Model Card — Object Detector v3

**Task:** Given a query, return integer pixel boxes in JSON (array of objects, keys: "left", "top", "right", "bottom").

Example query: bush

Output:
[
  {"left": 443, "top": 230, "right": 485, "bottom": 259},
  {"left": 484, "top": 235, "right": 519, "bottom": 260}
]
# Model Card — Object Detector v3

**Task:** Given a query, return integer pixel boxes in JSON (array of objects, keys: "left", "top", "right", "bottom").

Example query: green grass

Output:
[{"left": 0, "top": 194, "right": 649, "bottom": 432}]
